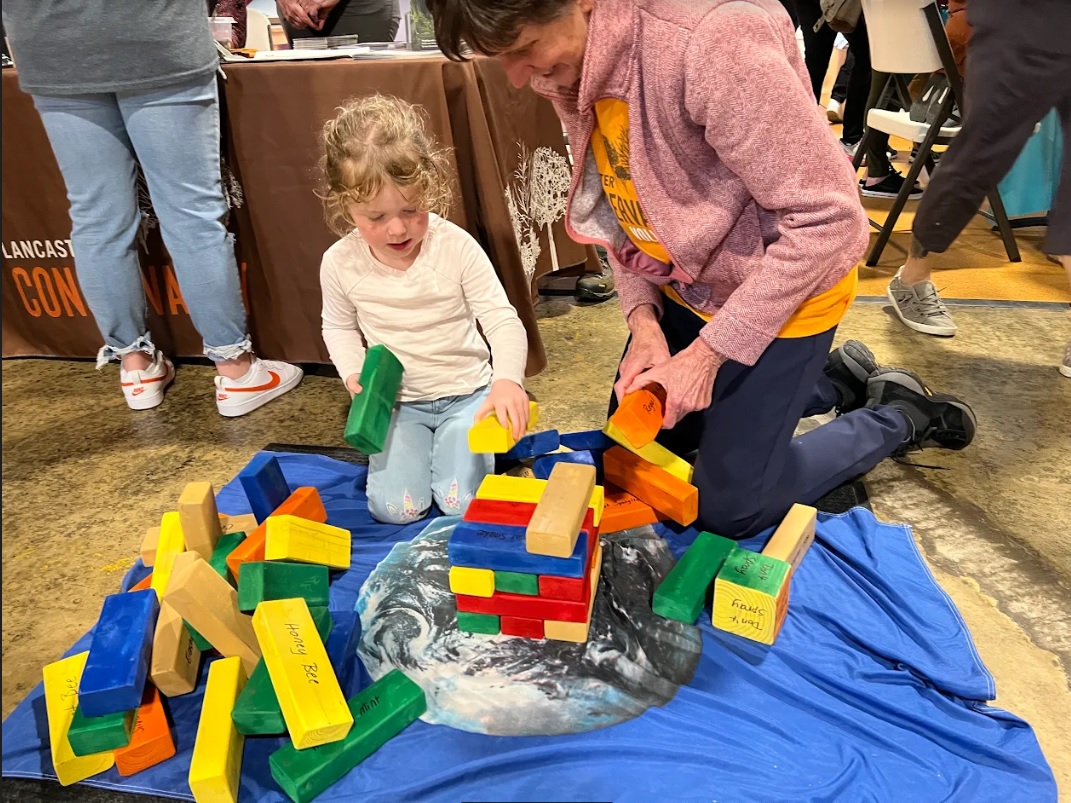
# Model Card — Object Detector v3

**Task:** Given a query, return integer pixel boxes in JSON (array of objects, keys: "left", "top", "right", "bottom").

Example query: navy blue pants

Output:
[{"left": 609, "top": 298, "right": 910, "bottom": 539}]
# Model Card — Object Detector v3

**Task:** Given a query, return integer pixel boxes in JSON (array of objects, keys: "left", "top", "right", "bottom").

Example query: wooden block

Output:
[
  {"left": 178, "top": 481, "right": 223, "bottom": 560},
  {"left": 602, "top": 446, "right": 697, "bottom": 526},
  {"left": 532, "top": 449, "right": 598, "bottom": 481},
  {"left": 463, "top": 498, "right": 538, "bottom": 527},
  {"left": 67, "top": 703, "right": 133, "bottom": 756},
  {"left": 537, "top": 572, "right": 584, "bottom": 601},
  {"left": 166, "top": 551, "right": 217, "bottom": 655},
  {"left": 41, "top": 652, "right": 115, "bottom": 785},
  {"left": 209, "top": 531, "right": 247, "bottom": 585},
  {"left": 762, "top": 503, "right": 817, "bottom": 573},
  {"left": 600, "top": 485, "right": 664, "bottom": 533},
  {"left": 527, "top": 463, "right": 597, "bottom": 558},
  {"left": 79, "top": 589, "right": 159, "bottom": 718},
  {"left": 448, "top": 566, "right": 494, "bottom": 597},
  {"left": 164, "top": 556, "right": 261, "bottom": 677},
  {"left": 150, "top": 603, "right": 202, "bottom": 697},
  {"left": 189, "top": 656, "right": 247, "bottom": 803},
  {"left": 344, "top": 344, "right": 404, "bottom": 454},
  {"left": 150, "top": 511, "right": 185, "bottom": 602},
  {"left": 609, "top": 386, "right": 665, "bottom": 447},
  {"left": 237, "top": 561, "right": 330, "bottom": 612},
  {"left": 220, "top": 512, "right": 259, "bottom": 534},
  {"left": 324, "top": 608, "right": 368, "bottom": 700},
  {"left": 226, "top": 487, "right": 327, "bottom": 581},
  {"left": 253, "top": 598, "right": 354, "bottom": 750},
  {"left": 475, "top": 474, "right": 604, "bottom": 524},
  {"left": 603, "top": 420, "right": 694, "bottom": 483},
  {"left": 269, "top": 669, "right": 426, "bottom": 803},
  {"left": 652, "top": 531, "right": 737, "bottom": 623},
  {"left": 140, "top": 526, "right": 160, "bottom": 568},
  {"left": 457, "top": 611, "right": 500, "bottom": 635},
  {"left": 496, "top": 570, "right": 539, "bottom": 595},
  {"left": 559, "top": 429, "right": 614, "bottom": 452},
  {"left": 114, "top": 685, "right": 176, "bottom": 776},
  {"left": 237, "top": 453, "right": 291, "bottom": 523},
  {"left": 712, "top": 547, "right": 791, "bottom": 645},
  {"left": 500, "top": 616, "right": 544, "bottom": 639},
  {"left": 449, "top": 520, "right": 590, "bottom": 578},
  {"left": 468, "top": 400, "right": 541, "bottom": 453},
  {"left": 264, "top": 515, "right": 351, "bottom": 570},
  {"left": 456, "top": 554, "right": 598, "bottom": 623},
  {"left": 129, "top": 573, "right": 153, "bottom": 593},
  {"left": 545, "top": 543, "right": 604, "bottom": 643},
  {"left": 503, "top": 429, "right": 560, "bottom": 461}
]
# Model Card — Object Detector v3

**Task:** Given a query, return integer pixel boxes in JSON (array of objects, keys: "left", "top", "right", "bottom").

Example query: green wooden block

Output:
[
  {"left": 717, "top": 547, "right": 790, "bottom": 594},
  {"left": 232, "top": 607, "right": 335, "bottom": 736},
  {"left": 186, "top": 622, "right": 213, "bottom": 653},
  {"left": 67, "top": 703, "right": 134, "bottom": 756},
  {"left": 269, "top": 669, "right": 426, "bottom": 803},
  {"left": 457, "top": 611, "right": 500, "bottom": 635},
  {"left": 237, "top": 561, "right": 330, "bottom": 613},
  {"left": 209, "top": 531, "right": 247, "bottom": 585},
  {"left": 653, "top": 532, "right": 737, "bottom": 623},
  {"left": 343, "top": 345, "right": 403, "bottom": 454},
  {"left": 494, "top": 570, "right": 539, "bottom": 596}
]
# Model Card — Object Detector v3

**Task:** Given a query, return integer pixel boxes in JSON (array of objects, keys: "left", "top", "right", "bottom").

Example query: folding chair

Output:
[{"left": 852, "top": 0, "right": 1020, "bottom": 266}]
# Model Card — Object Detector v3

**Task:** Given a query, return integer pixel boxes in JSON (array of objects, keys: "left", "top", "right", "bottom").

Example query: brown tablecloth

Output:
[{"left": 1, "top": 58, "right": 597, "bottom": 374}]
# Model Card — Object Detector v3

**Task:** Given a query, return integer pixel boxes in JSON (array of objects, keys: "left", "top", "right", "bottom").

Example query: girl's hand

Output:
[
  {"left": 345, "top": 374, "right": 363, "bottom": 398},
  {"left": 475, "top": 380, "right": 530, "bottom": 440},
  {"left": 623, "top": 339, "right": 723, "bottom": 429}
]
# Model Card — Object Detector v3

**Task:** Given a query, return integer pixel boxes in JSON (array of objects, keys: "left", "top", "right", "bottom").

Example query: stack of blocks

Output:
[{"left": 41, "top": 453, "right": 427, "bottom": 803}]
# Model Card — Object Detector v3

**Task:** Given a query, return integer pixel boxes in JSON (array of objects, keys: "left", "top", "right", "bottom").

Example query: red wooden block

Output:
[
  {"left": 456, "top": 561, "right": 596, "bottom": 622},
  {"left": 464, "top": 499, "right": 598, "bottom": 539},
  {"left": 538, "top": 574, "right": 585, "bottom": 602},
  {"left": 501, "top": 616, "right": 545, "bottom": 639}
]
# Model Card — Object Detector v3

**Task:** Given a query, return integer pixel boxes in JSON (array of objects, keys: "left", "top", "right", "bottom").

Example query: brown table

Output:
[{"left": 1, "top": 58, "right": 597, "bottom": 375}]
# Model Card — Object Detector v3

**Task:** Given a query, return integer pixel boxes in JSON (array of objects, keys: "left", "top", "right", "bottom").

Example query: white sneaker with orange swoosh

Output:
[
  {"left": 119, "top": 350, "right": 175, "bottom": 411},
  {"left": 214, "top": 358, "right": 304, "bottom": 418}
]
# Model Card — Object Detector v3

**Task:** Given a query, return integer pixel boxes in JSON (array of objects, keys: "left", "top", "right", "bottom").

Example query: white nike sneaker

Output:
[
  {"left": 119, "top": 350, "right": 175, "bottom": 411},
  {"left": 214, "top": 358, "right": 303, "bottom": 418}
]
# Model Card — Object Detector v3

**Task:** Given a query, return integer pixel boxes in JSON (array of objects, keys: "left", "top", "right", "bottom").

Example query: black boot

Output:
[
  {"left": 866, "top": 369, "right": 976, "bottom": 452},
  {"left": 823, "top": 340, "right": 880, "bottom": 414}
]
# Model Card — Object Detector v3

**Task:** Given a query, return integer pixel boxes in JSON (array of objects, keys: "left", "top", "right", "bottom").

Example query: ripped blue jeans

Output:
[
  {"left": 32, "top": 73, "right": 250, "bottom": 366},
  {"left": 366, "top": 385, "right": 494, "bottom": 525}
]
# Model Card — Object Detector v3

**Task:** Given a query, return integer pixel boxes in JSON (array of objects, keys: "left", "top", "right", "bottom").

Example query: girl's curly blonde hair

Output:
[{"left": 319, "top": 94, "right": 454, "bottom": 237}]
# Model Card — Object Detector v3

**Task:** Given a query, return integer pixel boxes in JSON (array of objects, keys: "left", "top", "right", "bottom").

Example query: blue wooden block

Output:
[
  {"left": 560, "top": 429, "right": 614, "bottom": 452},
  {"left": 448, "top": 521, "right": 588, "bottom": 578},
  {"left": 503, "top": 430, "right": 561, "bottom": 461},
  {"left": 533, "top": 449, "right": 600, "bottom": 481},
  {"left": 238, "top": 453, "right": 291, "bottom": 523},
  {"left": 325, "top": 608, "right": 371, "bottom": 699},
  {"left": 79, "top": 590, "right": 159, "bottom": 718}
]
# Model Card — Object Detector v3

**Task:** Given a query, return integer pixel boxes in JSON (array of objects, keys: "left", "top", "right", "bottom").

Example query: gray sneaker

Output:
[
  {"left": 887, "top": 268, "right": 957, "bottom": 336},
  {"left": 1061, "top": 340, "right": 1071, "bottom": 379}
]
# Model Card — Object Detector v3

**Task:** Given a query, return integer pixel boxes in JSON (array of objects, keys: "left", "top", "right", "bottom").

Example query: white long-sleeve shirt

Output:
[{"left": 320, "top": 214, "right": 529, "bottom": 403}]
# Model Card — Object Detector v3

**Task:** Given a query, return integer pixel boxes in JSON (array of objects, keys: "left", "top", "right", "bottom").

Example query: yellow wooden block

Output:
[
  {"left": 252, "top": 598, "right": 354, "bottom": 750},
  {"left": 140, "top": 526, "right": 160, "bottom": 568},
  {"left": 712, "top": 549, "right": 791, "bottom": 646},
  {"left": 467, "top": 401, "right": 541, "bottom": 453},
  {"left": 263, "top": 515, "right": 351, "bottom": 570},
  {"left": 603, "top": 419, "right": 694, "bottom": 483},
  {"left": 42, "top": 652, "right": 115, "bottom": 786},
  {"left": 527, "top": 463, "right": 597, "bottom": 558},
  {"left": 178, "top": 481, "right": 223, "bottom": 560},
  {"left": 762, "top": 503, "right": 817, "bottom": 573},
  {"left": 449, "top": 566, "right": 495, "bottom": 597},
  {"left": 476, "top": 475, "right": 603, "bottom": 526},
  {"left": 189, "top": 656, "right": 247, "bottom": 803},
  {"left": 219, "top": 513, "right": 258, "bottom": 535},
  {"left": 150, "top": 512, "right": 185, "bottom": 602},
  {"left": 544, "top": 544, "right": 603, "bottom": 643}
]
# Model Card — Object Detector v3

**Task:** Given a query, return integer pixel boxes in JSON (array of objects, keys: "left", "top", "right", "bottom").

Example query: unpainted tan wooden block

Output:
[
  {"left": 526, "top": 463, "right": 597, "bottom": 558},
  {"left": 178, "top": 482, "right": 223, "bottom": 560}
]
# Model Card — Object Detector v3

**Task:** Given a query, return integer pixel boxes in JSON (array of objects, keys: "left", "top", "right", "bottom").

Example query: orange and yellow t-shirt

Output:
[{"left": 590, "top": 97, "right": 856, "bottom": 339}]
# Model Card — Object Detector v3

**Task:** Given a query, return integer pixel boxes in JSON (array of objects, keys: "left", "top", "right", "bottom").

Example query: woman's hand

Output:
[
  {"left": 345, "top": 373, "right": 362, "bottom": 398},
  {"left": 614, "top": 309, "right": 672, "bottom": 403},
  {"left": 277, "top": 0, "right": 319, "bottom": 30},
  {"left": 623, "top": 339, "right": 723, "bottom": 429},
  {"left": 475, "top": 380, "right": 530, "bottom": 440}
]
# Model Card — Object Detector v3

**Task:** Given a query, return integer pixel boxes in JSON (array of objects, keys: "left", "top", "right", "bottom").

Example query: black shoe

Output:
[
  {"left": 576, "top": 260, "right": 616, "bottom": 303},
  {"left": 860, "top": 170, "right": 923, "bottom": 200},
  {"left": 824, "top": 340, "right": 879, "bottom": 414},
  {"left": 866, "top": 369, "right": 976, "bottom": 452}
]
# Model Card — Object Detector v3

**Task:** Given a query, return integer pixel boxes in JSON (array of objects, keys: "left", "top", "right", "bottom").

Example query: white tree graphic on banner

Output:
[
  {"left": 527, "top": 146, "right": 571, "bottom": 272},
  {"left": 504, "top": 145, "right": 542, "bottom": 281}
]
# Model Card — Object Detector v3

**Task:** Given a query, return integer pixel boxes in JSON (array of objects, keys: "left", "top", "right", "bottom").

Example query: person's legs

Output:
[
  {"left": 429, "top": 386, "right": 495, "bottom": 516},
  {"left": 840, "top": 23, "right": 871, "bottom": 147},
  {"left": 1050, "top": 94, "right": 1071, "bottom": 377},
  {"left": 366, "top": 400, "right": 435, "bottom": 524},
  {"left": 792, "top": 0, "right": 837, "bottom": 104}
]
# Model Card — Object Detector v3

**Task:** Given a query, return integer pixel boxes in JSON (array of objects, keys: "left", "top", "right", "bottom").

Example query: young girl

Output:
[{"left": 319, "top": 94, "right": 531, "bottom": 524}]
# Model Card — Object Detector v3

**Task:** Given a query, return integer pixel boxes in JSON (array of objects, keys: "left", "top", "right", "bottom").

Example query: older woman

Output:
[{"left": 426, "top": 0, "right": 976, "bottom": 538}]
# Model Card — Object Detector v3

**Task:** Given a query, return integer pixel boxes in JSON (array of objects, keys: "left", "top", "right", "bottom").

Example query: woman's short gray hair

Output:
[{"left": 423, "top": 0, "right": 576, "bottom": 60}]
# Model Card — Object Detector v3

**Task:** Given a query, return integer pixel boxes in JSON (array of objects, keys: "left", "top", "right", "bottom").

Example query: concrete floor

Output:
[{"left": 2, "top": 296, "right": 1070, "bottom": 795}]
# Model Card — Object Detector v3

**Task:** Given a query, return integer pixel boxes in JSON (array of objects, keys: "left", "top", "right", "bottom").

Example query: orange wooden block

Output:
[
  {"left": 602, "top": 446, "right": 698, "bottom": 526},
  {"left": 599, "top": 485, "right": 664, "bottom": 533},
  {"left": 129, "top": 573, "right": 153, "bottom": 593},
  {"left": 226, "top": 487, "right": 327, "bottom": 580},
  {"left": 609, "top": 386, "right": 665, "bottom": 448},
  {"left": 114, "top": 685, "right": 175, "bottom": 777}
]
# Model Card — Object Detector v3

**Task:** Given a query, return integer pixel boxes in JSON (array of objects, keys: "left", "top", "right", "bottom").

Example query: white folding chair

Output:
[
  {"left": 853, "top": 0, "right": 1020, "bottom": 265},
  {"left": 245, "top": 7, "right": 273, "bottom": 51}
]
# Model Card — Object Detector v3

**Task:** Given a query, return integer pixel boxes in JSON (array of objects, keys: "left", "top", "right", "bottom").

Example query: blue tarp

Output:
[{"left": 1, "top": 452, "right": 1055, "bottom": 802}]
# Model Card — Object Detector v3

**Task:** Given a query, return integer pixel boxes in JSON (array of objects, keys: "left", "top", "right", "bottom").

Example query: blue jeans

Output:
[
  {"left": 32, "top": 73, "right": 250, "bottom": 366},
  {"left": 367, "top": 386, "right": 494, "bottom": 525}
]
